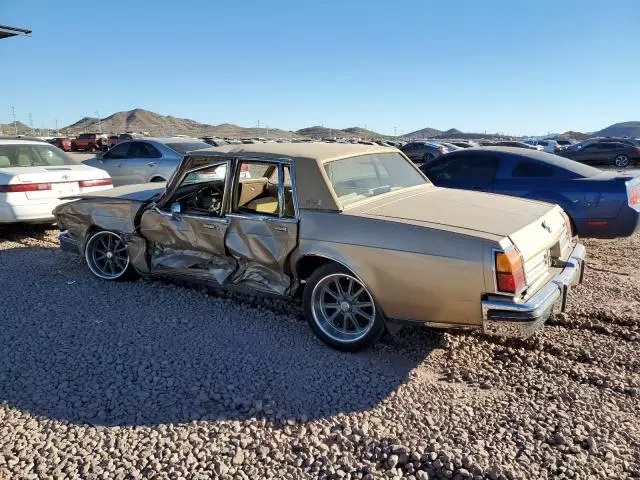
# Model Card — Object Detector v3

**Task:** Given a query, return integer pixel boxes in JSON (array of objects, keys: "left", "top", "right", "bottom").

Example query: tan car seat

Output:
[
  {"left": 237, "top": 178, "right": 268, "bottom": 206},
  {"left": 246, "top": 197, "right": 279, "bottom": 214}
]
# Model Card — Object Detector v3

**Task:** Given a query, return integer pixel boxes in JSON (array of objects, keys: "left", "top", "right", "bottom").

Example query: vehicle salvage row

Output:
[{"left": 1, "top": 137, "right": 638, "bottom": 350}]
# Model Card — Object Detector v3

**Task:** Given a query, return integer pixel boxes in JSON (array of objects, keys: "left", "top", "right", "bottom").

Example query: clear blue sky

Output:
[{"left": 1, "top": 0, "right": 639, "bottom": 136}]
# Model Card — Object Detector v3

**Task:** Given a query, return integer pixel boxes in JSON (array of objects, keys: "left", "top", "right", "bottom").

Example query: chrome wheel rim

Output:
[
  {"left": 85, "top": 231, "right": 130, "bottom": 280},
  {"left": 311, "top": 273, "right": 375, "bottom": 344},
  {"left": 615, "top": 155, "right": 629, "bottom": 167}
]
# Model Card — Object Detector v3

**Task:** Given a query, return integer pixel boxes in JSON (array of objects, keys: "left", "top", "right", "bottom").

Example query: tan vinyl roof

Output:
[
  {"left": 212, "top": 142, "right": 395, "bottom": 164},
  {"left": 202, "top": 143, "right": 399, "bottom": 211}
]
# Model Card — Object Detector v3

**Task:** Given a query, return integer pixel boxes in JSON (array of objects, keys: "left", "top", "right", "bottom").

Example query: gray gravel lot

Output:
[{"left": 0, "top": 226, "right": 638, "bottom": 479}]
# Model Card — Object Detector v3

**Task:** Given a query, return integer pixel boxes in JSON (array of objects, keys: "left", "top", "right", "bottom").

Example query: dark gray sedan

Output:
[
  {"left": 400, "top": 141, "right": 448, "bottom": 163},
  {"left": 558, "top": 141, "right": 640, "bottom": 168}
]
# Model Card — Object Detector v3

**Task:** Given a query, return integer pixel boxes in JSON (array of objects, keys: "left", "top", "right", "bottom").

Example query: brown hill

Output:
[
  {"left": 401, "top": 127, "right": 444, "bottom": 139},
  {"left": 560, "top": 131, "right": 589, "bottom": 140},
  {"left": 0, "top": 121, "right": 31, "bottom": 135},
  {"left": 296, "top": 126, "right": 389, "bottom": 139},
  {"left": 62, "top": 109, "right": 298, "bottom": 139}
]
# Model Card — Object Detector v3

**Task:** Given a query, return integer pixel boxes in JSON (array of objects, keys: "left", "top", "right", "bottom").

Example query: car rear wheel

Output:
[
  {"left": 87, "top": 144, "right": 96, "bottom": 153},
  {"left": 303, "top": 264, "right": 385, "bottom": 351},
  {"left": 615, "top": 155, "right": 629, "bottom": 168},
  {"left": 84, "top": 230, "right": 136, "bottom": 281}
]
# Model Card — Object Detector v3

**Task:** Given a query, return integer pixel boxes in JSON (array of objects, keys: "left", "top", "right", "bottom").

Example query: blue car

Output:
[{"left": 419, "top": 147, "right": 640, "bottom": 238}]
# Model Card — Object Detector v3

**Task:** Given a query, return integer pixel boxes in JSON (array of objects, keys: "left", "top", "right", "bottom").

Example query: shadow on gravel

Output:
[
  {"left": 0, "top": 246, "right": 441, "bottom": 427},
  {"left": 0, "top": 223, "right": 58, "bottom": 246}
]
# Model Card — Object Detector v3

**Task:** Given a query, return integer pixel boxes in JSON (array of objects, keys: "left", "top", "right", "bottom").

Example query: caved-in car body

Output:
[{"left": 54, "top": 144, "right": 586, "bottom": 351}]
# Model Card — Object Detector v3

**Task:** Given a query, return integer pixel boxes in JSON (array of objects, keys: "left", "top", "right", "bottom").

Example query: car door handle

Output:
[
  {"left": 272, "top": 225, "right": 287, "bottom": 232},
  {"left": 146, "top": 162, "right": 157, "bottom": 167}
]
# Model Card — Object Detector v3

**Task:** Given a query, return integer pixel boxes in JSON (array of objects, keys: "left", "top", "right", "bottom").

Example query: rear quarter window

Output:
[{"left": 512, "top": 161, "right": 555, "bottom": 178}]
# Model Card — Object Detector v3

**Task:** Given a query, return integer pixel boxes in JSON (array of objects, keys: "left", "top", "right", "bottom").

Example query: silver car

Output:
[{"left": 84, "top": 137, "right": 212, "bottom": 186}]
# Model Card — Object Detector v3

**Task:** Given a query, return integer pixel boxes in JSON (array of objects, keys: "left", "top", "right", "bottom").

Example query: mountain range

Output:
[{"left": 1, "top": 108, "right": 639, "bottom": 140}]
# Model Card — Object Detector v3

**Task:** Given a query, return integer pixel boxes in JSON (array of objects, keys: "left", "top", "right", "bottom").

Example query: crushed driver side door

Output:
[
  {"left": 224, "top": 158, "right": 299, "bottom": 295},
  {"left": 138, "top": 160, "right": 236, "bottom": 284}
]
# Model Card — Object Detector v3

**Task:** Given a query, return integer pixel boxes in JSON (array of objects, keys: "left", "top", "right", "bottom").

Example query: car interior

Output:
[
  {"left": 233, "top": 162, "right": 295, "bottom": 217},
  {"left": 170, "top": 161, "right": 295, "bottom": 218}
]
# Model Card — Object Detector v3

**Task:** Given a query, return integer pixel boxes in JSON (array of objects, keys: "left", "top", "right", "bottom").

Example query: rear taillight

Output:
[
  {"left": 79, "top": 178, "right": 113, "bottom": 188},
  {"left": 495, "top": 247, "right": 526, "bottom": 294},
  {"left": 560, "top": 210, "right": 573, "bottom": 237},
  {"left": 0, "top": 183, "right": 52, "bottom": 192},
  {"left": 635, "top": 147, "right": 640, "bottom": 154},
  {"left": 626, "top": 179, "right": 640, "bottom": 207}
]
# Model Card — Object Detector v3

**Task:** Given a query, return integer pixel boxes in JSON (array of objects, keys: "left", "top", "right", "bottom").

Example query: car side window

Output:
[
  {"left": 127, "top": 142, "right": 161, "bottom": 159},
  {"left": 426, "top": 155, "right": 499, "bottom": 182},
  {"left": 234, "top": 161, "right": 294, "bottom": 217},
  {"left": 512, "top": 161, "right": 554, "bottom": 178},
  {"left": 103, "top": 143, "right": 130, "bottom": 160}
]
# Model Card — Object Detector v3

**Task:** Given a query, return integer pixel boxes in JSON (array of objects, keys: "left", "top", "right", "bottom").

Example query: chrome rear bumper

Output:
[{"left": 482, "top": 243, "right": 586, "bottom": 338}]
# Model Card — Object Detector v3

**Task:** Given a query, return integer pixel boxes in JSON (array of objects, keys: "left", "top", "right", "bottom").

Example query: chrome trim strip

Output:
[
  {"left": 277, "top": 162, "right": 285, "bottom": 217},
  {"left": 482, "top": 243, "right": 586, "bottom": 338}
]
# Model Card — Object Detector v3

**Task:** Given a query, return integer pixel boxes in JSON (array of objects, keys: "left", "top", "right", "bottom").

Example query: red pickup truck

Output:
[{"left": 71, "top": 133, "right": 107, "bottom": 152}]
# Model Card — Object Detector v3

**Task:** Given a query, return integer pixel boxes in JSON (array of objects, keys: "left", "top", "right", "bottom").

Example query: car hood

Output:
[
  {"left": 347, "top": 184, "right": 556, "bottom": 237},
  {"left": 66, "top": 182, "right": 165, "bottom": 202}
]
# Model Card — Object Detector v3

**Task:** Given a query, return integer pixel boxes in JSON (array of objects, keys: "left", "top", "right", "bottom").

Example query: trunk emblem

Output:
[
  {"left": 62, "top": 174, "right": 69, "bottom": 180},
  {"left": 542, "top": 221, "right": 552, "bottom": 234}
]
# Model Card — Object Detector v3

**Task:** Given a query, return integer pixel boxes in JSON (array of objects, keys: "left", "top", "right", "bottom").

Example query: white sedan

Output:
[{"left": 0, "top": 139, "right": 114, "bottom": 223}]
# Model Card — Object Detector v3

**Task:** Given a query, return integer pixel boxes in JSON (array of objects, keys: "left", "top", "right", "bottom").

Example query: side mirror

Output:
[{"left": 170, "top": 202, "right": 181, "bottom": 215}]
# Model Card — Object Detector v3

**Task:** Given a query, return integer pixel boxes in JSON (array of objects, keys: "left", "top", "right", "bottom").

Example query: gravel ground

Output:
[{"left": 0, "top": 225, "right": 638, "bottom": 480}]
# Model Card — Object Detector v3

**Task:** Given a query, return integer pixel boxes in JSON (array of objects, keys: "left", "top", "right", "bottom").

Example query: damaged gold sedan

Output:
[{"left": 54, "top": 143, "right": 586, "bottom": 351}]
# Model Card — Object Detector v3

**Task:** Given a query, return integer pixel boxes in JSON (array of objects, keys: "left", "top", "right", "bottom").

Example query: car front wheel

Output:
[
  {"left": 615, "top": 154, "right": 629, "bottom": 168},
  {"left": 84, "top": 230, "right": 137, "bottom": 281},
  {"left": 303, "top": 264, "right": 385, "bottom": 351}
]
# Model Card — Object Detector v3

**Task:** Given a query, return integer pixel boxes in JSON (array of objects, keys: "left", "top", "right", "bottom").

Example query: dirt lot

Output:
[{"left": 0, "top": 226, "right": 638, "bottom": 480}]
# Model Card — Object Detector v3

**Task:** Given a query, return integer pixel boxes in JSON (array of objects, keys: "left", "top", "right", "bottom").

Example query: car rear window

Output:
[
  {"left": 324, "top": 152, "right": 427, "bottom": 207},
  {"left": 165, "top": 141, "right": 211, "bottom": 154},
  {"left": 518, "top": 150, "right": 601, "bottom": 178},
  {"left": 0, "top": 144, "right": 77, "bottom": 168}
]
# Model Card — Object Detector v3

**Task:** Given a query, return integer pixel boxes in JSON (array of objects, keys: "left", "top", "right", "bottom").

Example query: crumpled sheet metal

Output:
[
  {"left": 150, "top": 245, "right": 235, "bottom": 285},
  {"left": 55, "top": 199, "right": 140, "bottom": 251},
  {"left": 141, "top": 212, "right": 293, "bottom": 295},
  {"left": 122, "top": 233, "right": 150, "bottom": 274},
  {"left": 224, "top": 218, "right": 294, "bottom": 295}
]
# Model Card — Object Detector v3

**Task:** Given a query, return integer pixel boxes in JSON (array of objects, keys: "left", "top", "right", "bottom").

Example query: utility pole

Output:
[
  {"left": 55, "top": 119, "right": 59, "bottom": 136},
  {"left": 95, "top": 111, "right": 101, "bottom": 133},
  {"left": 394, "top": 126, "right": 397, "bottom": 137},
  {"left": 28, "top": 113, "right": 33, "bottom": 135},
  {"left": 11, "top": 106, "right": 17, "bottom": 135}
]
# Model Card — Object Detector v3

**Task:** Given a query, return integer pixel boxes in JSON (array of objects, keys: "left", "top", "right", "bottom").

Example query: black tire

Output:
[
  {"left": 71, "top": 144, "right": 78, "bottom": 152},
  {"left": 150, "top": 177, "right": 166, "bottom": 182},
  {"left": 84, "top": 229, "right": 138, "bottom": 282},
  {"left": 614, "top": 154, "right": 629, "bottom": 168},
  {"left": 87, "top": 144, "right": 97, "bottom": 153},
  {"left": 303, "top": 263, "right": 385, "bottom": 351}
]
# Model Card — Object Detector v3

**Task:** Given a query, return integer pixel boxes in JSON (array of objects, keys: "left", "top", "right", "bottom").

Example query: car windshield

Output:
[
  {"left": 165, "top": 141, "right": 211, "bottom": 154},
  {"left": 324, "top": 152, "right": 427, "bottom": 207},
  {"left": 0, "top": 144, "right": 77, "bottom": 168}
]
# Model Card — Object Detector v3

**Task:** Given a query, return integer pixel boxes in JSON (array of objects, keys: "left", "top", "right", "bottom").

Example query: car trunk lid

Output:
[
  {"left": 8, "top": 166, "right": 108, "bottom": 200},
  {"left": 350, "top": 185, "right": 571, "bottom": 290}
]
